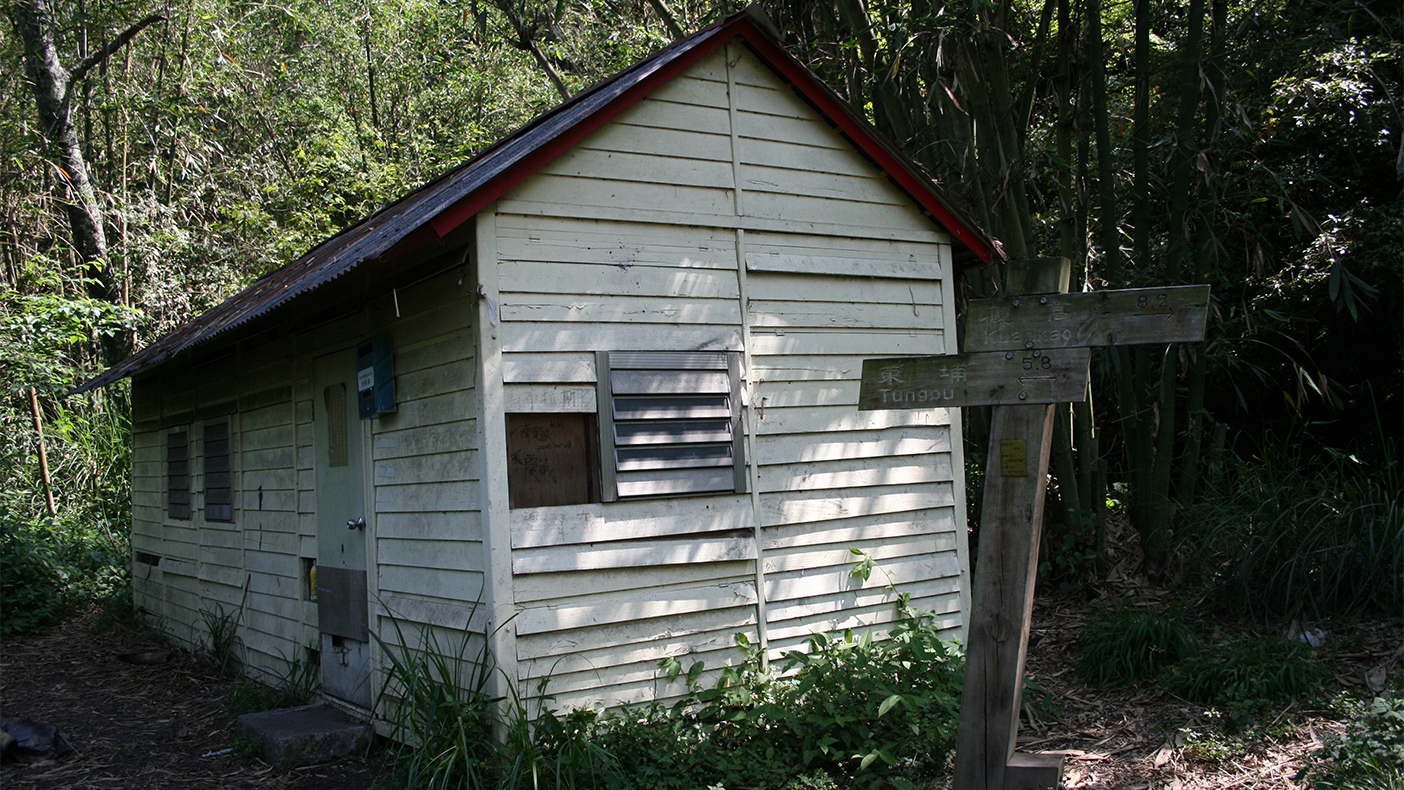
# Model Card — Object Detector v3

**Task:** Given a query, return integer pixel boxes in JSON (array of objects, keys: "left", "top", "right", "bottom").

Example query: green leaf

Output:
[{"left": 878, "top": 694, "right": 903, "bottom": 717}]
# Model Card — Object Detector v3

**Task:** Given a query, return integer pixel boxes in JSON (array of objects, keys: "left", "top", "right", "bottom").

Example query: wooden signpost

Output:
[{"left": 858, "top": 258, "right": 1210, "bottom": 790}]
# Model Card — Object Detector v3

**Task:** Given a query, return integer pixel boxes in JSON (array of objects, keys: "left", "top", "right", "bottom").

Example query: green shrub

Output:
[
  {"left": 0, "top": 516, "right": 71, "bottom": 634},
  {"left": 1190, "top": 437, "right": 1403, "bottom": 620},
  {"left": 1165, "top": 636, "right": 1327, "bottom": 721},
  {"left": 0, "top": 507, "right": 131, "bottom": 635},
  {"left": 1076, "top": 605, "right": 1198, "bottom": 686},
  {"left": 575, "top": 605, "right": 965, "bottom": 790},
  {"left": 1304, "top": 696, "right": 1404, "bottom": 790}
]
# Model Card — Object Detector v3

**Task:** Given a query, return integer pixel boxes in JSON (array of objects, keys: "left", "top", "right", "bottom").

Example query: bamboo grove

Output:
[{"left": 3, "top": 0, "right": 1400, "bottom": 602}]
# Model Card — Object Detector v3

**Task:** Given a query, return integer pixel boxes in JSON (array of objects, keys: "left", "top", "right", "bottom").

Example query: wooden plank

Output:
[
  {"left": 750, "top": 379, "right": 858, "bottom": 409},
  {"left": 858, "top": 348, "right": 1092, "bottom": 409},
  {"left": 392, "top": 361, "right": 473, "bottom": 404},
  {"left": 747, "top": 328, "right": 943, "bottom": 358},
  {"left": 375, "top": 594, "right": 488, "bottom": 632},
  {"left": 740, "top": 162, "right": 906, "bottom": 207},
  {"left": 510, "top": 495, "right": 751, "bottom": 548},
  {"left": 372, "top": 419, "right": 475, "bottom": 460},
  {"left": 505, "top": 173, "right": 733, "bottom": 218},
  {"left": 378, "top": 537, "right": 485, "bottom": 571},
  {"left": 512, "top": 536, "right": 755, "bottom": 576},
  {"left": 746, "top": 271, "right": 944, "bottom": 307},
  {"left": 954, "top": 258, "right": 1070, "bottom": 790},
  {"left": 494, "top": 200, "right": 951, "bottom": 246},
  {"left": 375, "top": 390, "right": 474, "bottom": 431},
  {"left": 500, "top": 323, "right": 742, "bottom": 354},
  {"left": 541, "top": 146, "right": 735, "bottom": 190},
  {"left": 745, "top": 252, "right": 946, "bottom": 282},
  {"left": 760, "top": 484, "right": 955, "bottom": 526},
  {"left": 503, "top": 383, "right": 596, "bottom": 413},
  {"left": 514, "top": 599, "right": 756, "bottom": 659},
  {"left": 613, "top": 96, "right": 732, "bottom": 135},
  {"left": 765, "top": 576, "right": 960, "bottom": 624},
  {"left": 736, "top": 135, "right": 878, "bottom": 178},
  {"left": 373, "top": 449, "right": 477, "bottom": 486},
  {"left": 375, "top": 480, "right": 479, "bottom": 513},
  {"left": 755, "top": 426, "right": 951, "bottom": 466},
  {"left": 749, "top": 300, "right": 941, "bottom": 331},
  {"left": 745, "top": 191, "right": 934, "bottom": 234},
  {"left": 375, "top": 511, "right": 483, "bottom": 541},
  {"left": 965, "top": 285, "right": 1211, "bottom": 352},
  {"left": 752, "top": 403, "right": 935, "bottom": 436},
  {"left": 502, "top": 352, "right": 595, "bottom": 384},
  {"left": 499, "top": 261, "right": 740, "bottom": 299},
  {"left": 764, "top": 539, "right": 957, "bottom": 577},
  {"left": 512, "top": 561, "right": 753, "bottom": 604},
  {"left": 514, "top": 581, "right": 758, "bottom": 635},
  {"left": 500, "top": 293, "right": 742, "bottom": 325},
  {"left": 762, "top": 511, "right": 957, "bottom": 551},
  {"left": 757, "top": 455, "right": 954, "bottom": 493},
  {"left": 377, "top": 565, "right": 484, "bottom": 599}
]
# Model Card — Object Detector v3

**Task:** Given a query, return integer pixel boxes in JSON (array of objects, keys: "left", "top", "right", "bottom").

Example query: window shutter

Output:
[
  {"left": 204, "top": 420, "right": 233, "bottom": 522},
  {"left": 598, "top": 351, "right": 746, "bottom": 500},
  {"left": 167, "top": 430, "right": 190, "bottom": 520}
]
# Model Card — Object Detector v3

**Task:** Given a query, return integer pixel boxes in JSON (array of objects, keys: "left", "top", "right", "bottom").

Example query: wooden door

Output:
[{"left": 313, "top": 351, "right": 373, "bottom": 708}]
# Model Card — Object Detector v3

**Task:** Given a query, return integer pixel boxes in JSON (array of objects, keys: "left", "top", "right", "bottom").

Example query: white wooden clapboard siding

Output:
[
  {"left": 745, "top": 260, "right": 962, "bottom": 660},
  {"left": 477, "top": 41, "right": 969, "bottom": 709},
  {"left": 366, "top": 265, "right": 484, "bottom": 662}
]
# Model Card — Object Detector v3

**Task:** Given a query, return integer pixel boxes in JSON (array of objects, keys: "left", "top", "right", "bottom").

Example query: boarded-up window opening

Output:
[
  {"left": 204, "top": 420, "right": 233, "bottom": 522},
  {"left": 506, "top": 413, "right": 599, "bottom": 508},
  {"left": 324, "top": 385, "right": 349, "bottom": 467},
  {"left": 167, "top": 430, "right": 190, "bottom": 520},
  {"left": 598, "top": 351, "right": 747, "bottom": 501}
]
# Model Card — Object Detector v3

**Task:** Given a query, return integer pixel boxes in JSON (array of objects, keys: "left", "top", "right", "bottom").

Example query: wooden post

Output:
[
  {"left": 29, "top": 387, "right": 57, "bottom": 517},
  {"left": 856, "top": 259, "right": 1208, "bottom": 790},
  {"left": 952, "top": 258, "right": 1070, "bottom": 790}
]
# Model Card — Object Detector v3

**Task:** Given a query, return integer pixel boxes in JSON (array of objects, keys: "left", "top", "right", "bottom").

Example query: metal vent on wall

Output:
[{"left": 597, "top": 351, "right": 746, "bottom": 500}]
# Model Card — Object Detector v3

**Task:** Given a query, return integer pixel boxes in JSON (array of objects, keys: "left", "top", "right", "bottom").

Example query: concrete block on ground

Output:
[{"left": 236, "top": 703, "right": 369, "bottom": 768}]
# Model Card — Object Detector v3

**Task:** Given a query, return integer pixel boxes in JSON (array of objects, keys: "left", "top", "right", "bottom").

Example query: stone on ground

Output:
[{"left": 236, "top": 704, "right": 369, "bottom": 768}]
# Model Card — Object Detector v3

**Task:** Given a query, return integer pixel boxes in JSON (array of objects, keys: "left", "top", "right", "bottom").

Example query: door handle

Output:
[{"left": 346, "top": 517, "right": 366, "bottom": 530}]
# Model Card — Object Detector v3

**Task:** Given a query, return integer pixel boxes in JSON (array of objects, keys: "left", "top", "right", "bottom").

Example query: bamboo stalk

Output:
[{"left": 30, "top": 387, "right": 57, "bottom": 516}]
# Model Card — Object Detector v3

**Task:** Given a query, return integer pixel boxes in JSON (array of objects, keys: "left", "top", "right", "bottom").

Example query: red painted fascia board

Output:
[{"left": 733, "top": 26, "right": 995, "bottom": 263}]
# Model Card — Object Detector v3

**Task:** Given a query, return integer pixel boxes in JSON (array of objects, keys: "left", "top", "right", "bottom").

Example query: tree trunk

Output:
[{"left": 9, "top": 0, "right": 158, "bottom": 367}]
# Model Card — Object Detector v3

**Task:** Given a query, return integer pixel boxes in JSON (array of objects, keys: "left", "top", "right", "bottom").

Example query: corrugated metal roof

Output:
[{"left": 77, "top": 8, "right": 998, "bottom": 394}]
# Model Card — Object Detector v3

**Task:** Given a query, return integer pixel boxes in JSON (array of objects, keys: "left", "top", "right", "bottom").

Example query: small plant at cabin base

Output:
[
  {"left": 1075, "top": 605, "right": 1198, "bottom": 686},
  {"left": 224, "top": 652, "right": 321, "bottom": 722},
  {"left": 1302, "top": 695, "right": 1404, "bottom": 790},
  {"left": 199, "top": 604, "right": 244, "bottom": 674},
  {"left": 371, "top": 609, "right": 503, "bottom": 790}
]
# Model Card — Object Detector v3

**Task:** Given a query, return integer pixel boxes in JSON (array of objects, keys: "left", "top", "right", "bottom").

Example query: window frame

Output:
[
  {"left": 166, "top": 427, "right": 191, "bottom": 520},
  {"left": 595, "top": 350, "right": 748, "bottom": 502},
  {"left": 202, "top": 418, "right": 234, "bottom": 523}
]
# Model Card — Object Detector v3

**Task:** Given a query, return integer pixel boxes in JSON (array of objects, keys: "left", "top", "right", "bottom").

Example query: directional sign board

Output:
[
  {"left": 964, "top": 284, "right": 1210, "bottom": 352},
  {"left": 857, "top": 347, "right": 1091, "bottom": 410}
]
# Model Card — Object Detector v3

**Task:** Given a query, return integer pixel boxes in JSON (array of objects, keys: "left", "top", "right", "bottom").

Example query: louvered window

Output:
[
  {"left": 167, "top": 430, "right": 190, "bottom": 520},
  {"left": 204, "top": 420, "right": 233, "bottom": 522},
  {"left": 597, "top": 351, "right": 746, "bottom": 500}
]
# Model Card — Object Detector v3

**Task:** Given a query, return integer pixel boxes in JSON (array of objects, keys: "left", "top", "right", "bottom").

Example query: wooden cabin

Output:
[{"left": 81, "top": 9, "right": 999, "bottom": 715}]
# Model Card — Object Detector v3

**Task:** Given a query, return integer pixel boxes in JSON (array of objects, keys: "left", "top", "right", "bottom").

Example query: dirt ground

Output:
[
  {"left": 1, "top": 599, "right": 1398, "bottom": 790},
  {"left": 0, "top": 610, "right": 383, "bottom": 790}
]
